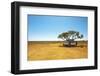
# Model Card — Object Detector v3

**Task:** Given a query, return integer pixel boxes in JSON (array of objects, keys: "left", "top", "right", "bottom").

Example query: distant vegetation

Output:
[{"left": 58, "top": 30, "right": 83, "bottom": 46}]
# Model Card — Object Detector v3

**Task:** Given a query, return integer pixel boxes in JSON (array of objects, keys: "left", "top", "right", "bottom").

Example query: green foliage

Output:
[{"left": 58, "top": 30, "right": 83, "bottom": 41}]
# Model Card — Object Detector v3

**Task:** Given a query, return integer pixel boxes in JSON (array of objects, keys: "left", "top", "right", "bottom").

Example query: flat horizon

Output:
[{"left": 28, "top": 39, "right": 88, "bottom": 42}]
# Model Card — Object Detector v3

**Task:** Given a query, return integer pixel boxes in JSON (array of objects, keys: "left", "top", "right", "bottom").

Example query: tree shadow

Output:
[{"left": 59, "top": 45, "right": 86, "bottom": 48}]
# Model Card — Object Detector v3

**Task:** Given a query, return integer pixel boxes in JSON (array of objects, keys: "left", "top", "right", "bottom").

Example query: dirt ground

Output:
[{"left": 28, "top": 41, "right": 88, "bottom": 61}]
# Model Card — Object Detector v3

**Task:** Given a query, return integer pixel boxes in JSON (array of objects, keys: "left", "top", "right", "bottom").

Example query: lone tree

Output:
[{"left": 58, "top": 30, "right": 83, "bottom": 46}]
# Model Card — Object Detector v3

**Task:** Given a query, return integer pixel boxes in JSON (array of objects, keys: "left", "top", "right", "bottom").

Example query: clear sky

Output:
[{"left": 28, "top": 15, "right": 88, "bottom": 41}]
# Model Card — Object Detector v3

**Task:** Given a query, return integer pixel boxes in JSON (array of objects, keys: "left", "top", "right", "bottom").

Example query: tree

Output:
[{"left": 58, "top": 30, "right": 83, "bottom": 46}]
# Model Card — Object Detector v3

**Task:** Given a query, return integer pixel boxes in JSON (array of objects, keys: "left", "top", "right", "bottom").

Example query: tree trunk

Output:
[
  {"left": 76, "top": 41, "right": 77, "bottom": 46},
  {"left": 68, "top": 41, "right": 71, "bottom": 46}
]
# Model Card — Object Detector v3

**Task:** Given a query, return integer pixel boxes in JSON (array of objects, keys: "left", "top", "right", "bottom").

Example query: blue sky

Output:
[{"left": 28, "top": 15, "right": 88, "bottom": 41}]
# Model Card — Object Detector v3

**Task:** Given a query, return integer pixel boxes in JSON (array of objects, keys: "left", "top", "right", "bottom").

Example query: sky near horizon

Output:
[{"left": 28, "top": 15, "right": 88, "bottom": 41}]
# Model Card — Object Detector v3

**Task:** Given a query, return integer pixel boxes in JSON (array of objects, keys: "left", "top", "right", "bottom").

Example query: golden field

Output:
[{"left": 28, "top": 41, "right": 88, "bottom": 61}]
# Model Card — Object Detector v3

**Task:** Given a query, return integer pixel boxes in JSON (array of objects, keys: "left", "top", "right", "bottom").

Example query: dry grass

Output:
[{"left": 28, "top": 41, "right": 88, "bottom": 61}]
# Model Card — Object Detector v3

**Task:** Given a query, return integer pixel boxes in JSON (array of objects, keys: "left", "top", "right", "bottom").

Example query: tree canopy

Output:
[{"left": 58, "top": 30, "right": 83, "bottom": 41}]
